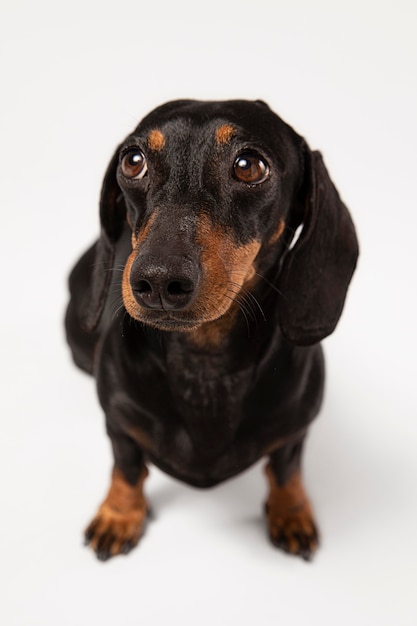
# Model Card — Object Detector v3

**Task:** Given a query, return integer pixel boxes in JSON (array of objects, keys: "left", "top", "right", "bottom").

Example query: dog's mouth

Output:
[
  {"left": 139, "top": 314, "right": 202, "bottom": 332},
  {"left": 131, "top": 306, "right": 226, "bottom": 332},
  {"left": 130, "top": 306, "right": 241, "bottom": 348}
]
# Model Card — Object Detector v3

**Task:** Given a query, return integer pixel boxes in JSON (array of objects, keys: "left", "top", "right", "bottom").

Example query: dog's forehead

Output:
[{"left": 132, "top": 100, "right": 282, "bottom": 147}]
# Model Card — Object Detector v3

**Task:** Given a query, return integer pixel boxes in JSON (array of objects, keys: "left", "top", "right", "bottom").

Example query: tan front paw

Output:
[
  {"left": 85, "top": 504, "right": 147, "bottom": 561},
  {"left": 266, "top": 501, "right": 319, "bottom": 561},
  {"left": 265, "top": 464, "right": 319, "bottom": 561},
  {"left": 85, "top": 465, "right": 148, "bottom": 561}
]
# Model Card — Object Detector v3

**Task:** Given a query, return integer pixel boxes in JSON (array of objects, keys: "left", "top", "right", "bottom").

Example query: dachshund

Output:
[{"left": 65, "top": 99, "right": 359, "bottom": 561}]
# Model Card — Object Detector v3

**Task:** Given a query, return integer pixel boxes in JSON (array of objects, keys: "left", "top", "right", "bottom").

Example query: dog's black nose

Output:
[{"left": 131, "top": 255, "right": 199, "bottom": 311}]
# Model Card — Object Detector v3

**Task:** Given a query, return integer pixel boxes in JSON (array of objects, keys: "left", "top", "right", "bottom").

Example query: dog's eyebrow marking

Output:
[
  {"left": 215, "top": 124, "right": 236, "bottom": 145},
  {"left": 147, "top": 129, "right": 165, "bottom": 151}
]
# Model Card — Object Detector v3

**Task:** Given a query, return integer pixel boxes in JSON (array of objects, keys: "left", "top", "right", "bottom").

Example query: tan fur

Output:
[
  {"left": 187, "top": 311, "right": 237, "bottom": 349},
  {"left": 265, "top": 464, "right": 318, "bottom": 555},
  {"left": 121, "top": 211, "right": 261, "bottom": 344},
  {"left": 187, "top": 214, "right": 260, "bottom": 345},
  {"left": 147, "top": 129, "right": 165, "bottom": 151},
  {"left": 215, "top": 124, "right": 236, "bottom": 145},
  {"left": 196, "top": 213, "right": 261, "bottom": 313},
  {"left": 86, "top": 466, "right": 148, "bottom": 556}
]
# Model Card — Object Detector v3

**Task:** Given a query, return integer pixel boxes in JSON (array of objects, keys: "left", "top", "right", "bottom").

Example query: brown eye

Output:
[
  {"left": 120, "top": 149, "right": 148, "bottom": 179},
  {"left": 233, "top": 152, "right": 269, "bottom": 184}
]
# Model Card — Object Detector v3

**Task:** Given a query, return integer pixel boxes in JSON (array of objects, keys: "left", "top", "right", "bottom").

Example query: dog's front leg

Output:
[
  {"left": 84, "top": 428, "right": 148, "bottom": 561},
  {"left": 265, "top": 436, "right": 319, "bottom": 561}
]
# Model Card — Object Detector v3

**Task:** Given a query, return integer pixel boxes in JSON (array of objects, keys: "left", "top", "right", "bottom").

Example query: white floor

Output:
[{"left": 1, "top": 1, "right": 416, "bottom": 625}]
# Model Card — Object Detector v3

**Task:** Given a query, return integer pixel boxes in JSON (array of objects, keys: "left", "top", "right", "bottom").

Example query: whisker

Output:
[
  {"left": 223, "top": 293, "right": 251, "bottom": 336},
  {"left": 105, "top": 266, "right": 125, "bottom": 274},
  {"left": 254, "top": 273, "right": 283, "bottom": 297},
  {"left": 227, "top": 289, "right": 257, "bottom": 325},
  {"left": 228, "top": 268, "right": 283, "bottom": 297},
  {"left": 225, "top": 287, "right": 258, "bottom": 332},
  {"left": 227, "top": 280, "right": 266, "bottom": 322},
  {"left": 107, "top": 295, "right": 125, "bottom": 321}
]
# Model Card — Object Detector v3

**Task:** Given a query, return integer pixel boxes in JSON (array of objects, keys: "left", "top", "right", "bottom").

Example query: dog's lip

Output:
[
  {"left": 154, "top": 318, "right": 196, "bottom": 328},
  {"left": 138, "top": 313, "right": 202, "bottom": 330}
]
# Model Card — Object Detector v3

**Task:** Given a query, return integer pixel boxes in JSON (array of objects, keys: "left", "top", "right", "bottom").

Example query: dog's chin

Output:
[
  {"left": 145, "top": 318, "right": 202, "bottom": 332},
  {"left": 129, "top": 311, "right": 212, "bottom": 333}
]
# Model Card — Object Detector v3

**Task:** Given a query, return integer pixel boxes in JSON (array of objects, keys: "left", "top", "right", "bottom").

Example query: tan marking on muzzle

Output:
[
  {"left": 188, "top": 214, "right": 261, "bottom": 346},
  {"left": 121, "top": 211, "right": 260, "bottom": 339}
]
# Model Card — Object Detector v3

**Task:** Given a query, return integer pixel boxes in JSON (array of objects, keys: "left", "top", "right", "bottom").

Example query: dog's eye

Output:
[
  {"left": 233, "top": 152, "right": 269, "bottom": 184},
  {"left": 120, "top": 149, "right": 148, "bottom": 179}
]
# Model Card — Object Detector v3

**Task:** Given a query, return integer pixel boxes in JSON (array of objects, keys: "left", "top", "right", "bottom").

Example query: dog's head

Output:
[{"left": 82, "top": 100, "right": 358, "bottom": 345}]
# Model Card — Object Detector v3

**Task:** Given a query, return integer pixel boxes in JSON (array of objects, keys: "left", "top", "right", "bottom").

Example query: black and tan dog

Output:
[{"left": 65, "top": 99, "right": 358, "bottom": 561}]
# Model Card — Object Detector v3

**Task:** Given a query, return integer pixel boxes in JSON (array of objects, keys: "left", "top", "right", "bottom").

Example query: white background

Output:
[{"left": 1, "top": 1, "right": 416, "bottom": 624}]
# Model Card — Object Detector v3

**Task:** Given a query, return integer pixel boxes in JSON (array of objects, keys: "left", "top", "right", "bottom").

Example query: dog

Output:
[{"left": 65, "top": 99, "right": 358, "bottom": 561}]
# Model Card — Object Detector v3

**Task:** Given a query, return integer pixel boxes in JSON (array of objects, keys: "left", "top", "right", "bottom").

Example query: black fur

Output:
[{"left": 65, "top": 99, "right": 358, "bottom": 560}]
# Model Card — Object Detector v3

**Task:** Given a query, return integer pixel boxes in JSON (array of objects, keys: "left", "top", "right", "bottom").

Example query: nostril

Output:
[
  {"left": 130, "top": 257, "right": 199, "bottom": 311},
  {"left": 136, "top": 280, "right": 152, "bottom": 295},
  {"left": 167, "top": 280, "right": 194, "bottom": 296}
]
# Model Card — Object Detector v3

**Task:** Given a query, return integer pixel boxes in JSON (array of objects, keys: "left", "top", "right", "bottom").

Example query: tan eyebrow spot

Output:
[
  {"left": 147, "top": 129, "right": 165, "bottom": 151},
  {"left": 215, "top": 124, "right": 236, "bottom": 145}
]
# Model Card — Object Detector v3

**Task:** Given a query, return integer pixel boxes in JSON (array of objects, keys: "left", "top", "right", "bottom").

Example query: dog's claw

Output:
[
  {"left": 84, "top": 507, "right": 146, "bottom": 561},
  {"left": 267, "top": 509, "right": 319, "bottom": 560},
  {"left": 120, "top": 540, "right": 134, "bottom": 555},
  {"left": 84, "top": 523, "right": 97, "bottom": 545}
]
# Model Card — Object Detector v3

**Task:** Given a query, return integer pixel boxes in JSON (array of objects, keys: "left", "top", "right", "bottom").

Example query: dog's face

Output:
[
  {"left": 88, "top": 99, "right": 358, "bottom": 345},
  {"left": 113, "top": 100, "right": 304, "bottom": 332}
]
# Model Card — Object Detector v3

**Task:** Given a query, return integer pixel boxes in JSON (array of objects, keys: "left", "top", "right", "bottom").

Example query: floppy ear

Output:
[
  {"left": 278, "top": 149, "right": 359, "bottom": 346},
  {"left": 81, "top": 147, "right": 126, "bottom": 332}
]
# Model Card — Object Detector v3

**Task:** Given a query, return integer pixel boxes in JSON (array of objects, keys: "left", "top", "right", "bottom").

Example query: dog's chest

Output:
[{"left": 166, "top": 349, "right": 254, "bottom": 456}]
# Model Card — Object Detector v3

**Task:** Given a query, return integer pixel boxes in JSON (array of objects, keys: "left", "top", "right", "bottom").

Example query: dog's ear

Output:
[
  {"left": 278, "top": 149, "right": 359, "bottom": 346},
  {"left": 81, "top": 146, "right": 126, "bottom": 332}
]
